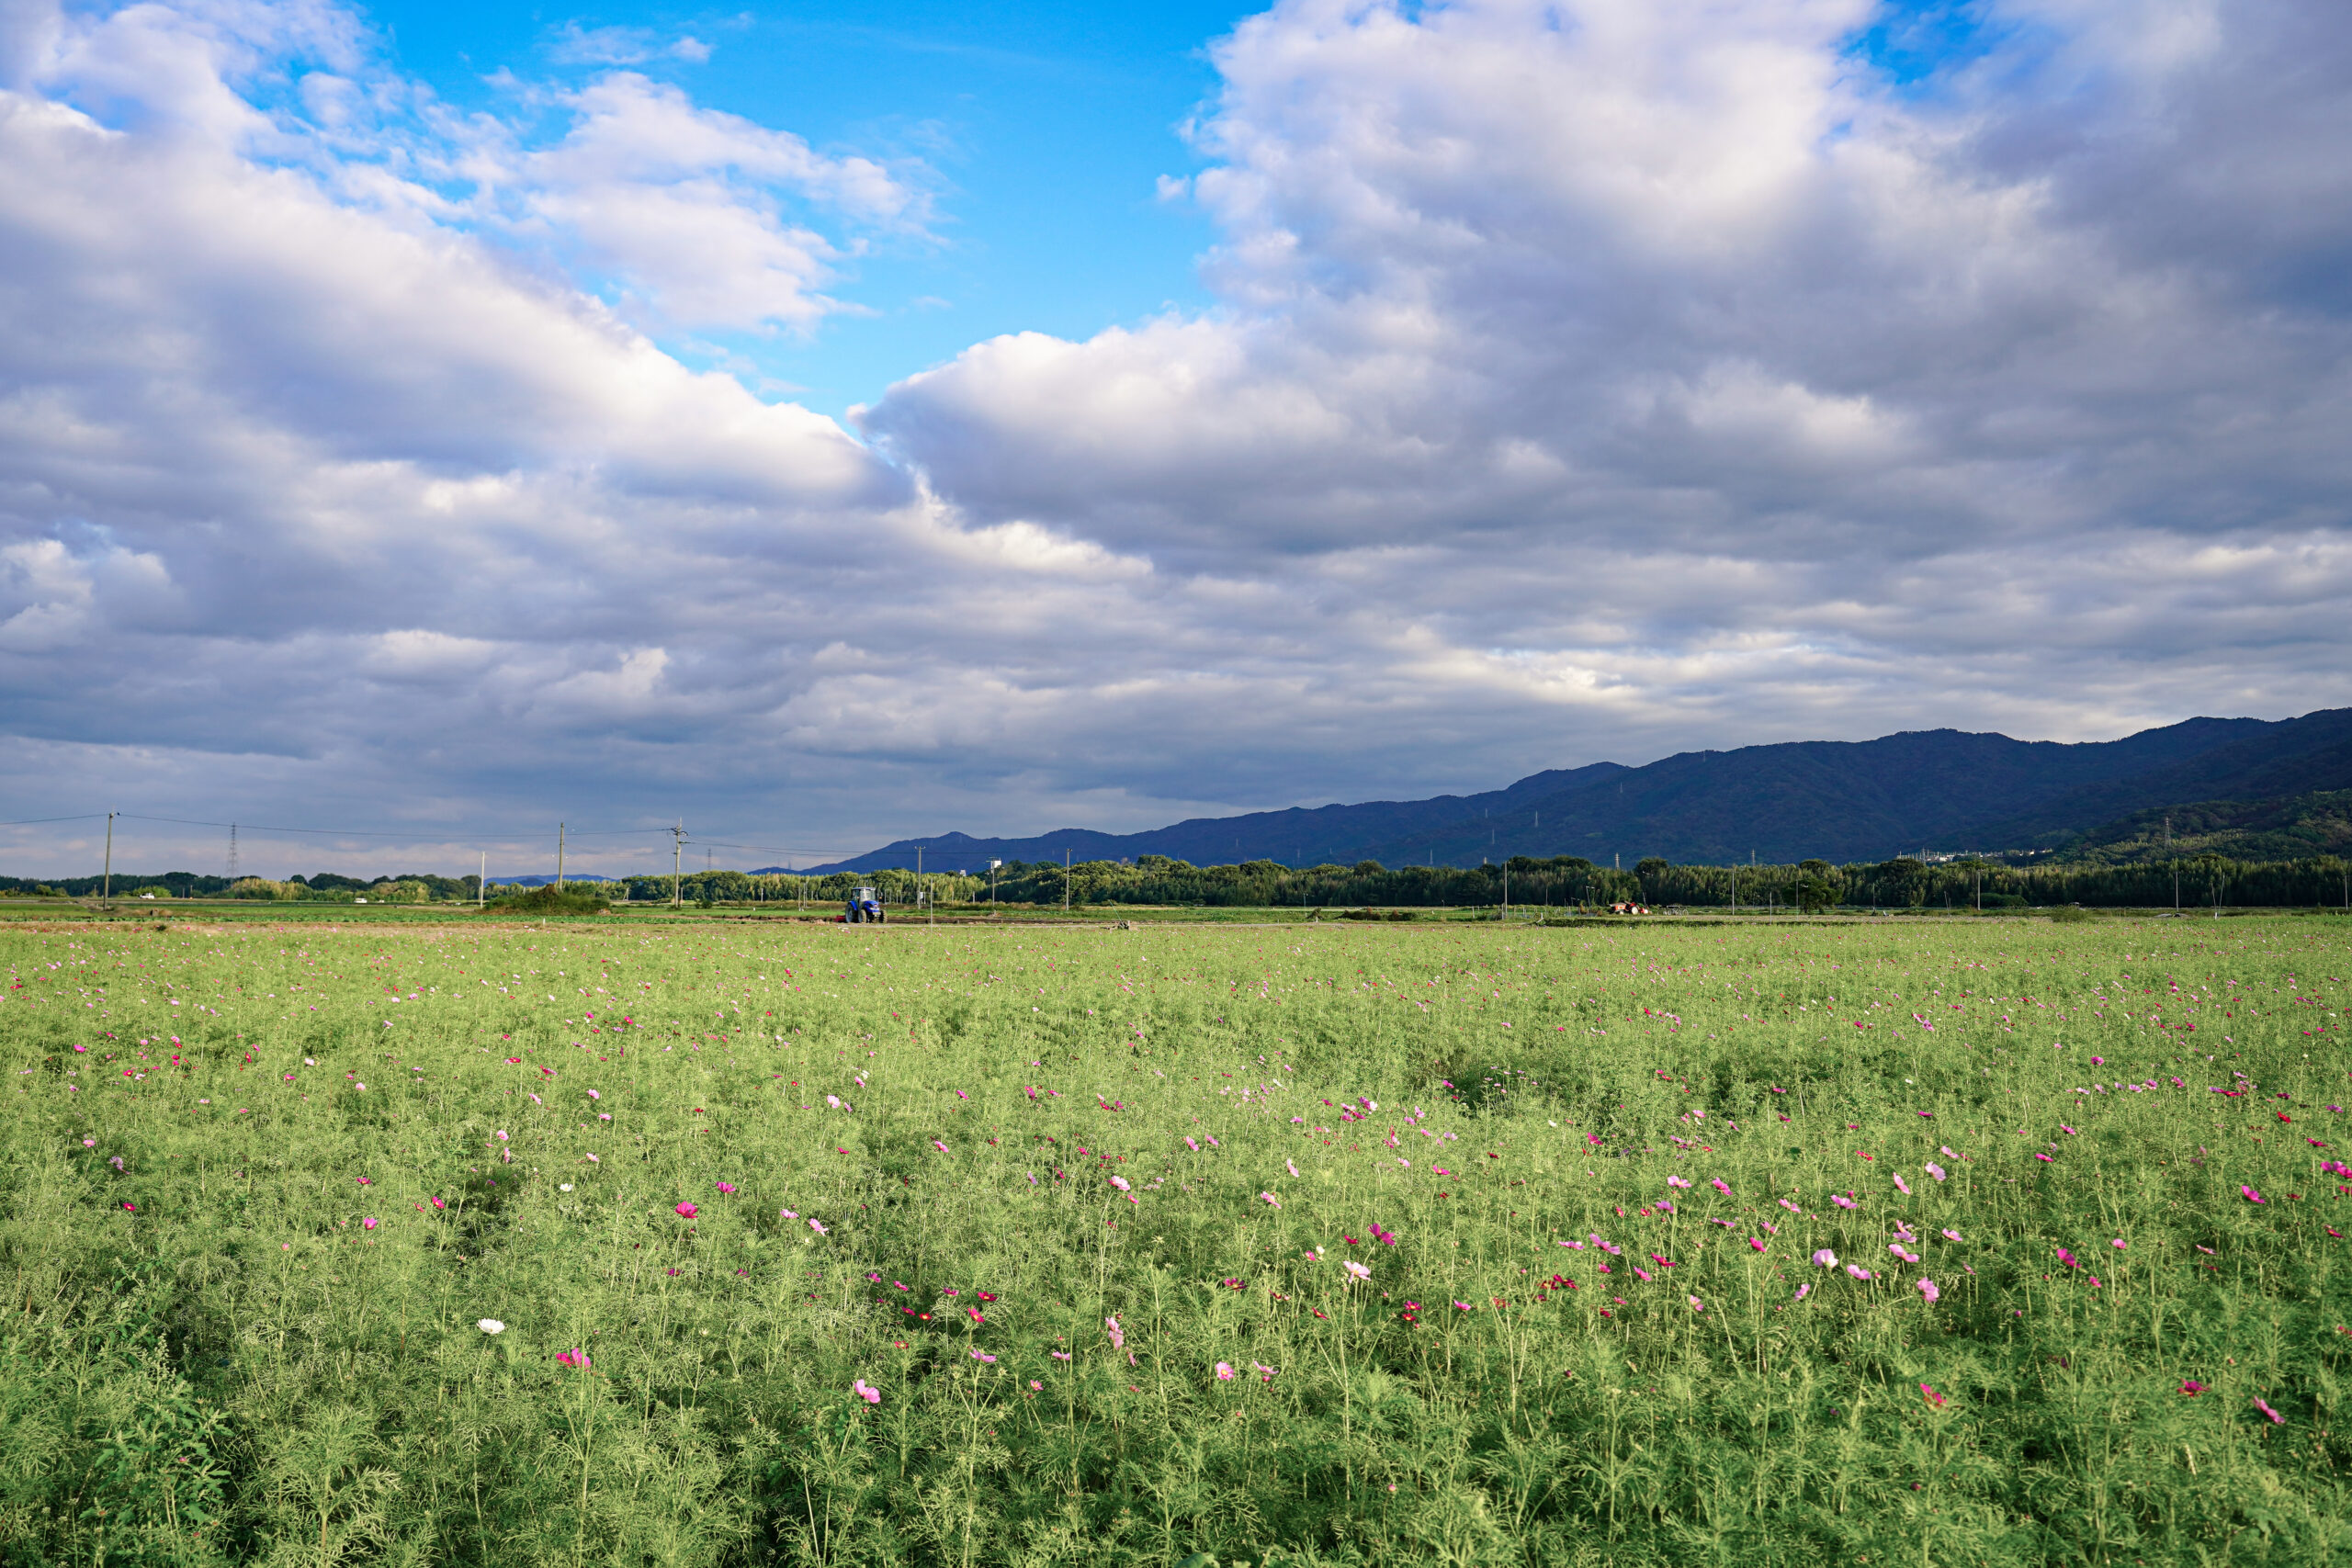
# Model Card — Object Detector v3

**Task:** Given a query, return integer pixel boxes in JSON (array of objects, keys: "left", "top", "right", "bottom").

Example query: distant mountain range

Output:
[{"left": 771, "top": 707, "right": 2352, "bottom": 874}]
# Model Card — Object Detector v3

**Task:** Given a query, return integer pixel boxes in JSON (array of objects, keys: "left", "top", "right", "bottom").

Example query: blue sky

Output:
[{"left": 361, "top": 0, "right": 1250, "bottom": 415}]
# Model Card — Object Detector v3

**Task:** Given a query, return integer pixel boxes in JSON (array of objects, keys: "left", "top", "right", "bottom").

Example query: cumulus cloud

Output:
[
  {"left": 1, "top": 0, "right": 2349, "bottom": 876},
  {"left": 863, "top": 0, "right": 2352, "bottom": 739}
]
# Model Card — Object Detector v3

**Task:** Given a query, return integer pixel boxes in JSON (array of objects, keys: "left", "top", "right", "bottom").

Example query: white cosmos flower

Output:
[{"left": 478, "top": 1318, "right": 506, "bottom": 1335}]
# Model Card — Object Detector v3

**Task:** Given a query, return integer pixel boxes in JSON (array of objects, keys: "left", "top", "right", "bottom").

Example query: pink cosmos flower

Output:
[
  {"left": 2255, "top": 1396, "right": 2284, "bottom": 1425},
  {"left": 2178, "top": 1380, "right": 2205, "bottom": 1395},
  {"left": 808, "top": 1218, "right": 827, "bottom": 1235},
  {"left": 1921, "top": 1382, "right": 1946, "bottom": 1409},
  {"left": 675, "top": 1202, "right": 697, "bottom": 1219},
  {"left": 1110, "top": 1175, "right": 1130, "bottom": 1191},
  {"left": 1711, "top": 1179, "right": 1730, "bottom": 1194},
  {"left": 970, "top": 1350, "right": 996, "bottom": 1364},
  {"left": 1894, "top": 1174, "right": 1912, "bottom": 1196},
  {"left": 1105, "top": 1315, "right": 1124, "bottom": 1350},
  {"left": 1925, "top": 1163, "right": 1946, "bottom": 1182},
  {"left": 715, "top": 1181, "right": 737, "bottom": 1194},
  {"left": 1216, "top": 1362, "right": 1235, "bottom": 1381},
  {"left": 362, "top": 1216, "right": 378, "bottom": 1231},
  {"left": 932, "top": 1141, "right": 949, "bottom": 1153},
  {"left": 1260, "top": 1191, "right": 1280, "bottom": 1208},
  {"left": 556, "top": 1348, "right": 591, "bottom": 1371},
  {"left": 1917, "top": 1278, "right": 1939, "bottom": 1303},
  {"left": 1812, "top": 1249, "right": 1838, "bottom": 1268},
  {"left": 2242, "top": 1185, "right": 2266, "bottom": 1203},
  {"left": 1668, "top": 1176, "right": 1690, "bottom": 1189},
  {"left": 1941, "top": 1228, "right": 1962, "bottom": 1242},
  {"left": 1343, "top": 1259, "right": 1372, "bottom": 1281},
  {"left": 2111, "top": 1238, "right": 2126, "bottom": 1250},
  {"left": 852, "top": 1379, "right": 880, "bottom": 1404},
  {"left": 1687, "top": 1295, "right": 1704, "bottom": 1312},
  {"left": 1846, "top": 1264, "right": 1871, "bottom": 1280}
]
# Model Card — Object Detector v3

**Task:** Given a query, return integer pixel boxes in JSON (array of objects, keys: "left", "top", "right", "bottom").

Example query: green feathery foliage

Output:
[{"left": 1, "top": 917, "right": 2347, "bottom": 1564}]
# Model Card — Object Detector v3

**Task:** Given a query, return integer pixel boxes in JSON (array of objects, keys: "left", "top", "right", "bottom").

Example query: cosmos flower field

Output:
[{"left": 3, "top": 913, "right": 2348, "bottom": 1566}]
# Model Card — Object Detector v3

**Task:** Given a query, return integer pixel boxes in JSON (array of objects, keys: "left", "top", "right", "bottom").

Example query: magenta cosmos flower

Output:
[{"left": 674, "top": 1201, "right": 697, "bottom": 1219}]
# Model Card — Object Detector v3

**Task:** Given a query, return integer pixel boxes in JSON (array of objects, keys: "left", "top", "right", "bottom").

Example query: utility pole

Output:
[
  {"left": 101, "top": 811, "right": 115, "bottom": 908},
  {"left": 226, "top": 823, "right": 239, "bottom": 881},
  {"left": 989, "top": 859, "right": 1001, "bottom": 908},
  {"left": 556, "top": 822, "right": 565, "bottom": 890},
  {"left": 672, "top": 821, "right": 685, "bottom": 907},
  {"left": 479, "top": 851, "right": 486, "bottom": 908}
]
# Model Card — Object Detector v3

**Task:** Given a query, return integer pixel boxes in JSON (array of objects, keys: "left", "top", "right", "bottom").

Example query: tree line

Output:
[{"left": 5, "top": 852, "right": 2347, "bottom": 910}]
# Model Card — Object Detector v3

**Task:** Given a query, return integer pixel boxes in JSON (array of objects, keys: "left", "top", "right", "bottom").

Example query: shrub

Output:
[{"left": 481, "top": 885, "right": 611, "bottom": 916}]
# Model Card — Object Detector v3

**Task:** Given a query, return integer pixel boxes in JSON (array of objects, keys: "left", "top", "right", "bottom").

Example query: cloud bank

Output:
[{"left": 1, "top": 0, "right": 2347, "bottom": 874}]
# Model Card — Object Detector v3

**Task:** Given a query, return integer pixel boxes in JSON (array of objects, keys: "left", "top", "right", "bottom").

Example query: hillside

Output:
[
  {"left": 785, "top": 707, "right": 2352, "bottom": 874},
  {"left": 2056, "top": 789, "right": 2352, "bottom": 864}
]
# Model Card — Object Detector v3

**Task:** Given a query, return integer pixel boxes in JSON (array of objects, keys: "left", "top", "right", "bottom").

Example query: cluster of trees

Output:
[
  {"left": 952, "top": 850, "right": 2352, "bottom": 911},
  {"left": 7, "top": 852, "right": 2347, "bottom": 911}
]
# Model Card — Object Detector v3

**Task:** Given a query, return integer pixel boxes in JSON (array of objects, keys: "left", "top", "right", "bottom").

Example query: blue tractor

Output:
[{"left": 842, "top": 885, "right": 885, "bottom": 923}]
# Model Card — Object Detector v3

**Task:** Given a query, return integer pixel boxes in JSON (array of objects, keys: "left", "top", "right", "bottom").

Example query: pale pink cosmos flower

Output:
[
  {"left": 1925, "top": 1163, "right": 1946, "bottom": 1182},
  {"left": 1260, "top": 1191, "right": 1281, "bottom": 1208},
  {"left": 1941, "top": 1228, "right": 1962, "bottom": 1242},
  {"left": 1687, "top": 1295, "right": 1704, "bottom": 1312},
  {"left": 1343, "top": 1259, "right": 1372, "bottom": 1281},
  {"left": 1110, "top": 1175, "right": 1131, "bottom": 1191},
  {"left": 1813, "top": 1249, "right": 1838, "bottom": 1268},
  {"left": 970, "top": 1350, "right": 996, "bottom": 1364},
  {"left": 1711, "top": 1178, "right": 1730, "bottom": 1194},
  {"left": 1105, "top": 1315, "right": 1124, "bottom": 1350},
  {"left": 1216, "top": 1362, "right": 1235, "bottom": 1381},
  {"left": 1286, "top": 1159, "right": 1301, "bottom": 1178},
  {"left": 1846, "top": 1264, "right": 1871, "bottom": 1280},
  {"left": 1668, "top": 1176, "right": 1690, "bottom": 1189},
  {"left": 932, "top": 1141, "right": 949, "bottom": 1154},
  {"left": 1893, "top": 1174, "right": 1912, "bottom": 1196},
  {"left": 1793, "top": 1283, "right": 1811, "bottom": 1302},
  {"left": 808, "top": 1218, "right": 827, "bottom": 1235},
  {"left": 1917, "top": 1278, "right": 1939, "bottom": 1303},
  {"left": 2111, "top": 1238, "right": 2127, "bottom": 1250},
  {"left": 852, "top": 1379, "right": 880, "bottom": 1405}
]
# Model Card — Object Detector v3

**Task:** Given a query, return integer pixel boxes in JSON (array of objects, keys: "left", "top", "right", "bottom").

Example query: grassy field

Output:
[{"left": 2, "top": 914, "right": 2347, "bottom": 1566}]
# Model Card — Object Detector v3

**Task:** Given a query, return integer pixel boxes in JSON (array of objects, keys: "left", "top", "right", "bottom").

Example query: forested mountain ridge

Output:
[{"left": 791, "top": 708, "right": 2352, "bottom": 873}]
